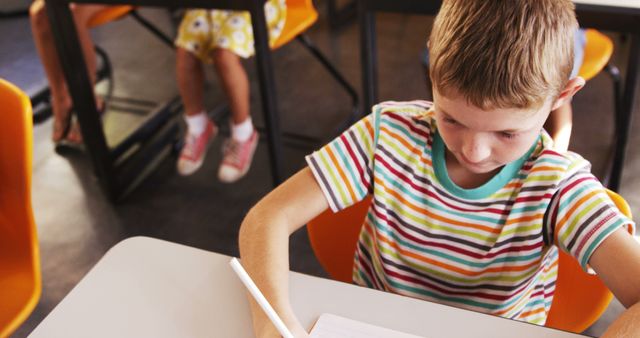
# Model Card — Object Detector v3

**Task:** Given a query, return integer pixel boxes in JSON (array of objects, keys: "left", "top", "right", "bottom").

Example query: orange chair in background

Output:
[
  {"left": 0, "top": 79, "right": 41, "bottom": 337},
  {"left": 307, "top": 190, "right": 632, "bottom": 333},
  {"left": 307, "top": 196, "right": 372, "bottom": 283},
  {"left": 86, "top": 5, "right": 134, "bottom": 28}
]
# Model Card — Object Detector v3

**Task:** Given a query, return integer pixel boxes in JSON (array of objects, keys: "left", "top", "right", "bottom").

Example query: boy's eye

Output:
[
  {"left": 499, "top": 131, "right": 517, "bottom": 139},
  {"left": 443, "top": 117, "right": 458, "bottom": 125}
]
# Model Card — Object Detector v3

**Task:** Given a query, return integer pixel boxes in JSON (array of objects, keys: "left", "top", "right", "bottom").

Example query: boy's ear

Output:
[{"left": 551, "top": 77, "right": 586, "bottom": 110}]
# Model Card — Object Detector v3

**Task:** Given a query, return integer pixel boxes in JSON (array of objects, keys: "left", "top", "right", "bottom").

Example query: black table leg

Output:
[
  {"left": 359, "top": 2, "right": 377, "bottom": 112},
  {"left": 250, "top": 2, "right": 283, "bottom": 185},
  {"left": 46, "top": 0, "right": 117, "bottom": 198},
  {"left": 609, "top": 34, "right": 639, "bottom": 192}
]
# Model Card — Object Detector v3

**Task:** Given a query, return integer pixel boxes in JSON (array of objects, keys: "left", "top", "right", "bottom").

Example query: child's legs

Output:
[
  {"left": 70, "top": 4, "right": 105, "bottom": 87},
  {"left": 30, "top": 1, "right": 106, "bottom": 141},
  {"left": 176, "top": 47, "right": 206, "bottom": 117},
  {"left": 211, "top": 48, "right": 250, "bottom": 125},
  {"left": 29, "top": 1, "right": 104, "bottom": 105}
]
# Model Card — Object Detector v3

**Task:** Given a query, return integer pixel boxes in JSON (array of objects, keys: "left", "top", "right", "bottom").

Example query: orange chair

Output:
[
  {"left": 307, "top": 196, "right": 372, "bottom": 283},
  {"left": 86, "top": 5, "right": 134, "bottom": 28},
  {"left": 0, "top": 79, "right": 41, "bottom": 337},
  {"left": 545, "top": 189, "right": 632, "bottom": 332},
  {"left": 307, "top": 190, "right": 632, "bottom": 333}
]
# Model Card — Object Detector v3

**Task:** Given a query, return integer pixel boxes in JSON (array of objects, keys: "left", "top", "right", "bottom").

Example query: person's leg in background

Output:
[
  {"left": 544, "top": 28, "right": 587, "bottom": 152},
  {"left": 211, "top": 47, "right": 257, "bottom": 183},
  {"left": 175, "top": 43, "right": 217, "bottom": 176},
  {"left": 174, "top": 39, "right": 257, "bottom": 182},
  {"left": 174, "top": 10, "right": 220, "bottom": 177},
  {"left": 29, "top": 1, "right": 107, "bottom": 144},
  {"left": 209, "top": 3, "right": 285, "bottom": 182},
  {"left": 174, "top": 4, "right": 285, "bottom": 183}
]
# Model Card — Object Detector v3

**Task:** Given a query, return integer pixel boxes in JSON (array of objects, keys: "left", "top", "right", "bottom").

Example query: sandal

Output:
[
  {"left": 52, "top": 107, "right": 74, "bottom": 143},
  {"left": 55, "top": 100, "right": 106, "bottom": 152},
  {"left": 58, "top": 99, "right": 106, "bottom": 145},
  {"left": 63, "top": 116, "right": 84, "bottom": 146}
]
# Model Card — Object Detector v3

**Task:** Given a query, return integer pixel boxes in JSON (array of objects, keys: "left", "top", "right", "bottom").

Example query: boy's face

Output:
[{"left": 433, "top": 88, "right": 551, "bottom": 175}]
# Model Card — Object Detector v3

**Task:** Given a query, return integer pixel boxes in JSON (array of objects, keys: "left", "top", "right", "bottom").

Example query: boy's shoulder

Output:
[
  {"left": 532, "top": 133, "right": 593, "bottom": 177},
  {"left": 372, "top": 100, "right": 436, "bottom": 131},
  {"left": 373, "top": 100, "right": 434, "bottom": 117}
]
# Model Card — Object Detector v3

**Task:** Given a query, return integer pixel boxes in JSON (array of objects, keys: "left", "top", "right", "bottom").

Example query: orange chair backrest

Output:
[
  {"left": 87, "top": 5, "right": 135, "bottom": 29},
  {"left": 545, "top": 189, "right": 631, "bottom": 332},
  {"left": 0, "top": 79, "right": 41, "bottom": 337},
  {"left": 307, "top": 190, "right": 631, "bottom": 333},
  {"left": 272, "top": 0, "right": 318, "bottom": 49},
  {"left": 307, "top": 196, "right": 372, "bottom": 283},
  {"left": 578, "top": 29, "right": 614, "bottom": 82}
]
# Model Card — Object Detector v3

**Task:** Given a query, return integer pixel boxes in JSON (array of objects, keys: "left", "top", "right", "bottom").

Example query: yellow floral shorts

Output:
[{"left": 175, "top": 0, "right": 287, "bottom": 63}]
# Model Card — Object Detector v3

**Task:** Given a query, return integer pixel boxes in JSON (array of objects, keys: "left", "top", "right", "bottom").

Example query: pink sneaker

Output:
[
  {"left": 177, "top": 120, "right": 217, "bottom": 176},
  {"left": 218, "top": 130, "right": 259, "bottom": 183}
]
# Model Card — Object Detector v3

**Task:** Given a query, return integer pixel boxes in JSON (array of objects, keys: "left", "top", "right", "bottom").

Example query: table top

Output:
[
  {"left": 574, "top": 0, "right": 640, "bottom": 11},
  {"left": 28, "top": 237, "right": 586, "bottom": 338},
  {"left": 358, "top": 0, "right": 640, "bottom": 16}
]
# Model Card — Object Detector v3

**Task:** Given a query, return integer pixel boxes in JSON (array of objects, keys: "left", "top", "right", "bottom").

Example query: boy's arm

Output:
[
  {"left": 239, "top": 167, "right": 329, "bottom": 338},
  {"left": 588, "top": 228, "right": 640, "bottom": 337}
]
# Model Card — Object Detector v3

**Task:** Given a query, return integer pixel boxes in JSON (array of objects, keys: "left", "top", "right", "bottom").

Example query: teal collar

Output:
[{"left": 432, "top": 131, "right": 538, "bottom": 200}]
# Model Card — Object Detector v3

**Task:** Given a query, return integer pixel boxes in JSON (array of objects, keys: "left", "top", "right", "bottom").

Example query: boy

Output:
[{"left": 239, "top": 1, "right": 640, "bottom": 337}]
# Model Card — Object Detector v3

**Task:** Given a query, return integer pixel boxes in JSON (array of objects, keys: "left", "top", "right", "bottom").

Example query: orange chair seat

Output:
[
  {"left": 578, "top": 29, "right": 614, "bottom": 81},
  {"left": 307, "top": 196, "right": 372, "bottom": 284},
  {"left": 88, "top": 5, "right": 134, "bottom": 28},
  {"left": 272, "top": 2, "right": 319, "bottom": 49},
  {"left": 546, "top": 190, "right": 631, "bottom": 332},
  {"left": 0, "top": 266, "right": 40, "bottom": 330},
  {"left": 0, "top": 78, "right": 40, "bottom": 337}
]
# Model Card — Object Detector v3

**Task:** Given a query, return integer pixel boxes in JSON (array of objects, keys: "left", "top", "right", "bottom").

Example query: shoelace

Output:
[
  {"left": 222, "top": 140, "right": 241, "bottom": 165},
  {"left": 182, "top": 134, "right": 198, "bottom": 158}
]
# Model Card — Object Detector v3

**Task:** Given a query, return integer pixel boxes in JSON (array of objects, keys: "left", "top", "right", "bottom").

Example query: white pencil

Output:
[{"left": 229, "top": 258, "right": 295, "bottom": 338}]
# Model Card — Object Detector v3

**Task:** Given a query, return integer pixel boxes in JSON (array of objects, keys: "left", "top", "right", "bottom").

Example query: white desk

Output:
[
  {"left": 29, "top": 237, "right": 585, "bottom": 338},
  {"left": 574, "top": 0, "right": 640, "bottom": 11}
]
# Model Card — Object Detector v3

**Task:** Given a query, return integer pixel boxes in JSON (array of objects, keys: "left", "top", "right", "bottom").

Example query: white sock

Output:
[
  {"left": 231, "top": 117, "right": 254, "bottom": 142},
  {"left": 185, "top": 111, "right": 209, "bottom": 135}
]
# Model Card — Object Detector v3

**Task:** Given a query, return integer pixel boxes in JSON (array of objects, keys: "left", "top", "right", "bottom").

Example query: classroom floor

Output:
[{"left": 1, "top": 2, "right": 639, "bottom": 337}]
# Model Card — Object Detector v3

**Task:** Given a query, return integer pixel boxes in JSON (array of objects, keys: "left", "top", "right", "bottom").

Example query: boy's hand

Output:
[{"left": 254, "top": 317, "right": 310, "bottom": 338}]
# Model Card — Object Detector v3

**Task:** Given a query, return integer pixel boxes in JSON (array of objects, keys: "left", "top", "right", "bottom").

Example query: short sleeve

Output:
[
  {"left": 305, "top": 107, "right": 381, "bottom": 212},
  {"left": 546, "top": 169, "right": 636, "bottom": 272}
]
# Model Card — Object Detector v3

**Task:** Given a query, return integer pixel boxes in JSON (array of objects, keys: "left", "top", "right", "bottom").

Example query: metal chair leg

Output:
[
  {"left": 129, "top": 10, "right": 175, "bottom": 49},
  {"left": 250, "top": 33, "right": 361, "bottom": 149},
  {"left": 601, "top": 63, "right": 623, "bottom": 189},
  {"left": 295, "top": 33, "right": 360, "bottom": 135}
]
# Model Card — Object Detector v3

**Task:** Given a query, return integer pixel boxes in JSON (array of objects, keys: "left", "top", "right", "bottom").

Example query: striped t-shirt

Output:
[{"left": 306, "top": 100, "right": 635, "bottom": 325}]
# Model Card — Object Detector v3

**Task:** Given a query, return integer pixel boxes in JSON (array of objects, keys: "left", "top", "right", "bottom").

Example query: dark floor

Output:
[{"left": 1, "top": 1, "right": 639, "bottom": 337}]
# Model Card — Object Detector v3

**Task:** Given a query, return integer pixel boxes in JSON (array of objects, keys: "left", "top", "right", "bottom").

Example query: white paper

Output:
[{"left": 309, "top": 313, "right": 426, "bottom": 338}]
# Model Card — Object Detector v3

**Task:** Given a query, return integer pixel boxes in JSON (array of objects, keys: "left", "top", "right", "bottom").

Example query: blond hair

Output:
[{"left": 429, "top": 0, "right": 578, "bottom": 110}]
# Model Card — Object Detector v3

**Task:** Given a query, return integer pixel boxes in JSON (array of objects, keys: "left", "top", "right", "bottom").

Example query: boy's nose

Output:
[{"left": 461, "top": 135, "right": 491, "bottom": 164}]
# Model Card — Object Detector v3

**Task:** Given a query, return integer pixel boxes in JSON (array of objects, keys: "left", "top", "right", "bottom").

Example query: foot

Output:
[
  {"left": 51, "top": 97, "right": 73, "bottom": 143},
  {"left": 217, "top": 130, "right": 259, "bottom": 183},
  {"left": 177, "top": 120, "right": 217, "bottom": 176},
  {"left": 53, "top": 97, "right": 105, "bottom": 145}
]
